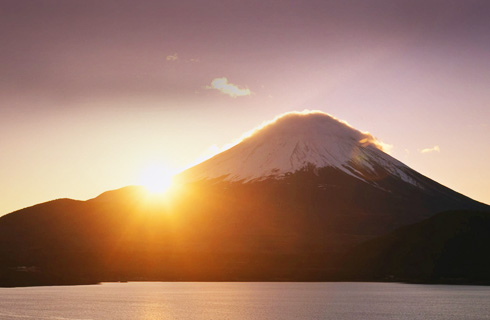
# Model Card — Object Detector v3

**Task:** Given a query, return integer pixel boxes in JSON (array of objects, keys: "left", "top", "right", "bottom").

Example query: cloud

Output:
[
  {"left": 207, "top": 77, "right": 251, "bottom": 98},
  {"left": 420, "top": 145, "right": 440, "bottom": 154},
  {"left": 359, "top": 135, "right": 393, "bottom": 154},
  {"left": 166, "top": 53, "right": 178, "bottom": 61}
]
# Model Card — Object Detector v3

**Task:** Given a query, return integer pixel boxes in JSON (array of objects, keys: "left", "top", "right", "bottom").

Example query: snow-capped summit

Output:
[{"left": 182, "top": 111, "right": 418, "bottom": 186}]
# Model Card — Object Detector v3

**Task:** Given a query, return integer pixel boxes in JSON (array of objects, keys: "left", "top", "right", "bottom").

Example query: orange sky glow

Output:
[{"left": 1, "top": 0, "right": 489, "bottom": 215}]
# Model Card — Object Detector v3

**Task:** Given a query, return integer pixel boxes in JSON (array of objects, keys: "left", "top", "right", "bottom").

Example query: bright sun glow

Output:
[{"left": 139, "top": 165, "right": 175, "bottom": 194}]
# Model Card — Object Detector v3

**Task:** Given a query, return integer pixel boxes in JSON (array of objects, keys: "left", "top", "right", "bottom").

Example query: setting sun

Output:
[{"left": 139, "top": 165, "right": 175, "bottom": 194}]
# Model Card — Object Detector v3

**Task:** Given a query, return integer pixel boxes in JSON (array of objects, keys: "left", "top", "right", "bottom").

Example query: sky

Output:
[{"left": 1, "top": 0, "right": 489, "bottom": 215}]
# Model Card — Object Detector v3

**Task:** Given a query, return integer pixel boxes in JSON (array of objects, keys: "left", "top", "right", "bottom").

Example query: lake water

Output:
[{"left": 0, "top": 282, "right": 489, "bottom": 320}]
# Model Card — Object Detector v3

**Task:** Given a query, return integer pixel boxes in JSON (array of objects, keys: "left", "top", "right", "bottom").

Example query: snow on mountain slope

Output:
[{"left": 181, "top": 111, "right": 422, "bottom": 186}]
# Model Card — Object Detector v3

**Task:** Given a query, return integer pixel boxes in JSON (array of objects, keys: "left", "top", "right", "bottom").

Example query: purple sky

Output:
[{"left": 1, "top": 0, "right": 489, "bottom": 214}]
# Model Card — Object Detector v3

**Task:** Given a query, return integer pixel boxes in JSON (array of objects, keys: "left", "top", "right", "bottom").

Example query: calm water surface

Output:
[{"left": 0, "top": 282, "right": 489, "bottom": 320}]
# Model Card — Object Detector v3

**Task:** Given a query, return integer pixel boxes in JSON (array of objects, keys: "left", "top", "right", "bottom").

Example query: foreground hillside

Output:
[
  {"left": 343, "top": 210, "right": 490, "bottom": 285},
  {"left": 0, "top": 180, "right": 488, "bottom": 287}
]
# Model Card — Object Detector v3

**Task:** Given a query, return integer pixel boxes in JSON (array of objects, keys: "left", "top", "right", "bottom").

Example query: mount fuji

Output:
[
  {"left": 0, "top": 111, "right": 488, "bottom": 285},
  {"left": 184, "top": 111, "right": 429, "bottom": 187},
  {"left": 178, "top": 111, "right": 485, "bottom": 234}
]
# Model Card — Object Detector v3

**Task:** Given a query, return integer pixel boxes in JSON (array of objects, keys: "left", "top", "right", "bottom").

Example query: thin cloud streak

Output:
[
  {"left": 166, "top": 53, "right": 178, "bottom": 61},
  {"left": 420, "top": 145, "right": 440, "bottom": 154}
]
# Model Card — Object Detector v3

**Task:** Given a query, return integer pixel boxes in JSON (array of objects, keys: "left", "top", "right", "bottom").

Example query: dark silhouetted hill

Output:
[
  {"left": 0, "top": 178, "right": 488, "bottom": 286},
  {"left": 342, "top": 210, "right": 490, "bottom": 285}
]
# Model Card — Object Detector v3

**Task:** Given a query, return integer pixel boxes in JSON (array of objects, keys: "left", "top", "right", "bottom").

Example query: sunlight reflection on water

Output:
[{"left": 1, "top": 282, "right": 490, "bottom": 320}]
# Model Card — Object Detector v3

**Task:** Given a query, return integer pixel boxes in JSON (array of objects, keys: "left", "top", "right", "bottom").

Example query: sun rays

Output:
[{"left": 139, "top": 164, "right": 176, "bottom": 195}]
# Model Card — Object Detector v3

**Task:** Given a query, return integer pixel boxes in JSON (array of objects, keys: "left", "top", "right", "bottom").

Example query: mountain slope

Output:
[{"left": 0, "top": 111, "right": 488, "bottom": 286}]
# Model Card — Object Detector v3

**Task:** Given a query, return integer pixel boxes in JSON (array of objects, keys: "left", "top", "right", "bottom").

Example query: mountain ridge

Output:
[{"left": 0, "top": 111, "right": 488, "bottom": 286}]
